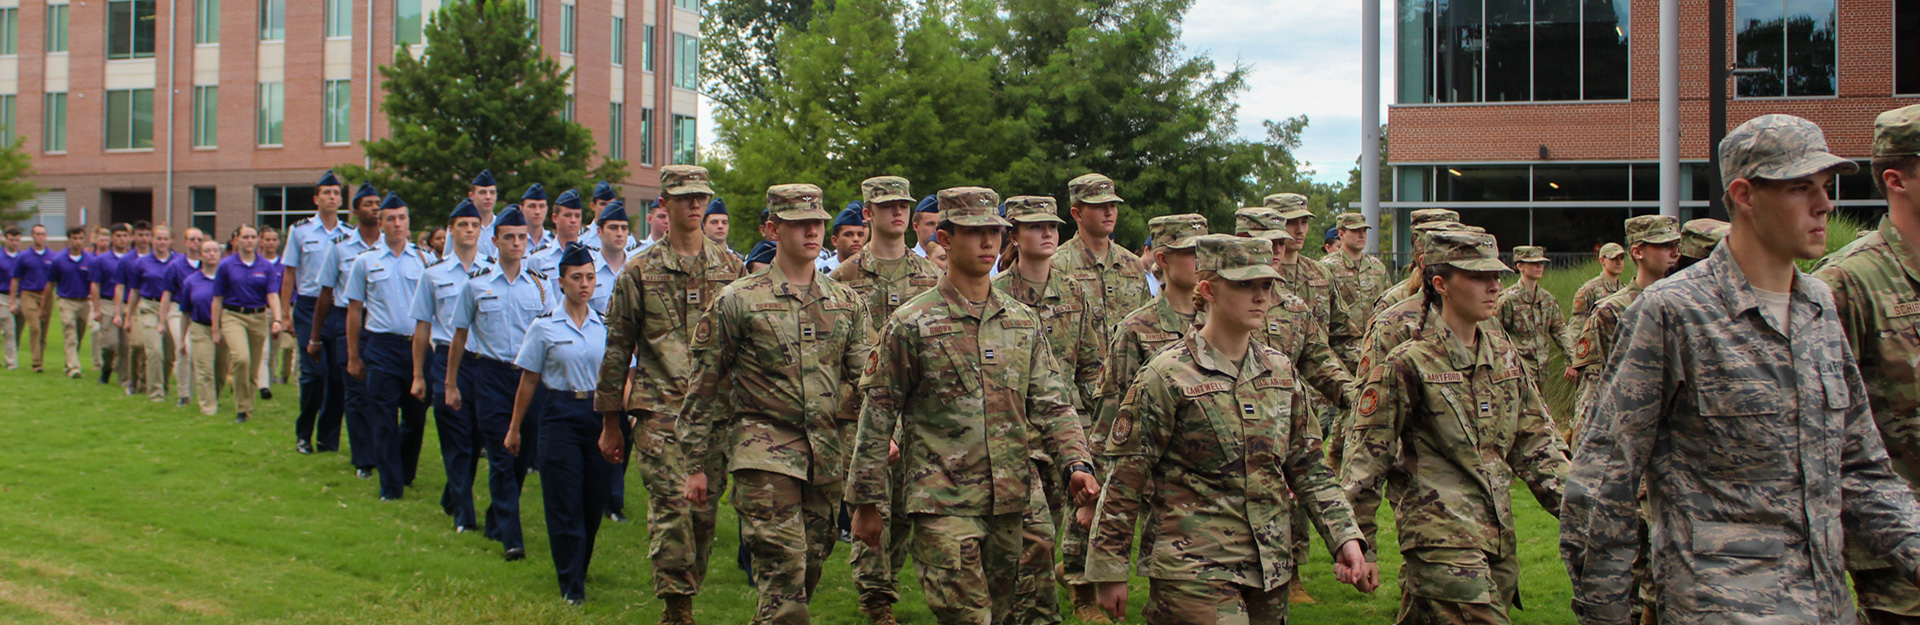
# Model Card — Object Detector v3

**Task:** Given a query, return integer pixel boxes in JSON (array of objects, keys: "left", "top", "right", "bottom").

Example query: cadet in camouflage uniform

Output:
[
  {"left": 1565, "top": 242, "right": 1627, "bottom": 347},
  {"left": 1054, "top": 174, "right": 1150, "bottom": 332},
  {"left": 1563, "top": 114, "right": 1920, "bottom": 625},
  {"left": 678, "top": 184, "right": 876, "bottom": 625},
  {"left": 1815, "top": 104, "right": 1920, "bottom": 625},
  {"left": 595, "top": 165, "right": 746, "bottom": 625},
  {"left": 828, "top": 176, "right": 943, "bottom": 624},
  {"left": 1371, "top": 208, "right": 1462, "bottom": 319},
  {"left": 846, "top": 187, "right": 1098, "bottom": 625},
  {"left": 1322, "top": 212, "right": 1390, "bottom": 370},
  {"left": 1494, "top": 246, "right": 1573, "bottom": 391},
  {"left": 1264, "top": 194, "right": 1356, "bottom": 379},
  {"left": 1088, "top": 234, "right": 1377, "bottom": 624},
  {"left": 1565, "top": 216, "right": 1679, "bottom": 440},
  {"left": 1090, "top": 214, "right": 1209, "bottom": 445},
  {"left": 1344, "top": 229, "right": 1569, "bottom": 625}
]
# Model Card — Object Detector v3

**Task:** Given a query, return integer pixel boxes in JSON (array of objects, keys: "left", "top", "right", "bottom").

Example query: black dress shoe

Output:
[
  {"left": 233, "top": 413, "right": 249, "bottom": 424},
  {"left": 607, "top": 511, "right": 628, "bottom": 522},
  {"left": 455, "top": 524, "right": 479, "bottom": 534},
  {"left": 380, "top": 496, "right": 398, "bottom": 502},
  {"left": 565, "top": 597, "right": 583, "bottom": 607},
  {"left": 260, "top": 388, "right": 273, "bottom": 400},
  {"left": 296, "top": 440, "right": 315, "bottom": 454},
  {"left": 504, "top": 547, "right": 526, "bottom": 561},
  {"left": 356, "top": 468, "right": 373, "bottom": 479}
]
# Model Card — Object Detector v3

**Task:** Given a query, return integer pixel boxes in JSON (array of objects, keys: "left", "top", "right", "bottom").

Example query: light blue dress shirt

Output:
[
  {"left": 513, "top": 308, "right": 607, "bottom": 393},
  {"left": 452, "top": 264, "right": 550, "bottom": 363},
  {"left": 344, "top": 243, "right": 427, "bottom": 336},
  {"left": 282, "top": 216, "right": 352, "bottom": 297},
  {"left": 409, "top": 252, "right": 495, "bottom": 348}
]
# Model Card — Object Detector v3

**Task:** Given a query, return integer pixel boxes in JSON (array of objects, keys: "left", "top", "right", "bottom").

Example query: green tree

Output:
[
  {"left": 701, "top": 0, "right": 821, "bottom": 113},
  {"left": 337, "top": 0, "right": 625, "bottom": 226},
  {"left": 0, "top": 136, "right": 39, "bottom": 225}
]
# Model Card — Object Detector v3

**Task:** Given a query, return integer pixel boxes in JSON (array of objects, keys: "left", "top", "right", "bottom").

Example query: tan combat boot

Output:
[
  {"left": 1071, "top": 584, "right": 1113, "bottom": 624},
  {"left": 1289, "top": 580, "right": 1317, "bottom": 604},
  {"left": 861, "top": 597, "right": 898, "bottom": 625},
  {"left": 660, "top": 594, "right": 696, "bottom": 625}
]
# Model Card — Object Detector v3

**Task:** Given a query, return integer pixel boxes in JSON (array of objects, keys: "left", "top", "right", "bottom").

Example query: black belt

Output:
[
  {"left": 552, "top": 390, "right": 595, "bottom": 401},
  {"left": 224, "top": 305, "right": 266, "bottom": 314}
]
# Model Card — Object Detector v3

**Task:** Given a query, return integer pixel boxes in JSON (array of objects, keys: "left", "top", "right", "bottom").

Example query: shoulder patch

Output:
[
  {"left": 1423, "top": 371, "right": 1466, "bottom": 384},
  {"left": 865, "top": 350, "right": 880, "bottom": 377},
  {"left": 1183, "top": 382, "right": 1231, "bottom": 396},
  {"left": 694, "top": 318, "right": 713, "bottom": 344},
  {"left": 1358, "top": 388, "right": 1380, "bottom": 415},
  {"left": 1575, "top": 337, "right": 1592, "bottom": 358}
]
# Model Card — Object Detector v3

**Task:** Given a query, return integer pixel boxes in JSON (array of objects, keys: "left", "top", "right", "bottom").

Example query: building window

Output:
[
  {"left": 0, "top": 95, "right": 15, "bottom": 146},
  {"left": 108, "top": 0, "right": 157, "bottom": 59},
  {"left": 395, "top": 0, "right": 422, "bottom": 46},
  {"left": 45, "top": 5, "right": 68, "bottom": 52},
  {"left": 326, "top": 0, "right": 352, "bottom": 38},
  {"left": 560, "top": 3, "right": 576, "bottom": 54},
  {"left": 525, "top": 0, "right": 541, "bottom": 41},
  {"left": 192, "top": 86, "right": 218, "bottom": 147},
  {"left": 24, "top": 191, "right": 68, "bottom": 234},
  {"left": 643, "top": 24, "right": 655, "bottom": 72},
  {"left": 0, "top": 9, "right": 17, "bottom": 55},
  {"left": 195, "top": 0, "right": 219, "bottom": 44},
  {"left": 611, "top": 16, "right": 625, "bottom": 65},
  {"left": 1396, "top": 0, "right": 1629, "bottom": 104},
  {"left": 105, "top": 89, "right": 155, "bottom": 150},
  {"left": 256, "top": 186, "right": 319, "bottom": 233},
  {"left": 257, "top": 82, "right": 284, "bottom": 146},
  {"left": 673, "top": 33, "right": 698, "bottom": 90},
  {"left": 42, "top": 93, "right": 65, "bottom": 153},
  {"left": 609, "top": 102, "right": 624, "bottom": 160},
  {"left": 1898, "top": 0, "right": 1919, "bottom": 94},
  {"left": 671, "top": 114, "right": 696, "bottom": 164},
  {"left": 259, "top": 0, "right": 285, "bottom": 41},
  {"left": 1735, "top": 0, "right": 1836, "bottom": 97},
  {"left": 562, "top": 96, "right": 575, "bottom": 123},
  {"left": 324, "top": 80, "right": 351, "bottom": 144},
  {"left": 673, "top": 0, "right": 697, "bottom": 11},
  {"left": 639, "top": 107, "right": 653, "bottom": 165},
  {"left": 190, "top": 188, "right": 217, "bottom": 234}
]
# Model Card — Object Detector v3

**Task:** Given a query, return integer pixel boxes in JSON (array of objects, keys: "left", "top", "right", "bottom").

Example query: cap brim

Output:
[
  {"left": 1340, "top": 225, "right": 1371, "bottom": 231},
  {"left": 1159, "top": 238, "right": 1201, "bottom": 251},
  {"left": 775, "top": 209, "right": 834, "bottom": 222},
  {"left": 1441, "top": 258, "right": 1515, "bottom": 273},
  {"left": 1078, "top": 193, "right": 1125, "bottom": 204},
  {"left": 1217, "top": 265, "right": 1282, "bottom": 281},
  {"left": 945, "top": 215, "right": 1013, "bottom": 228},
  {"left": 1515, "top": 258, "right": 1548, "bottom": 264},
  {"left": 1758, "top": 152, "right": 1860, "bottom": 181},
  {"left": 665, "top": 183, "right": 716, "bottom": 196},
  {"left": 867, "top": 193, "right": 914, "bottom": 204},
  {"left": 1010, "top": 214, "right": 1066, "bottom": 224},
  {"left": 1245, "top": 230, "right": 1293, "bottom": 242},
  {"left": 1635, "top": 233, "right": 1682, "bottom": 246},
  {"left": 1276, "top": 209, "right": 1313, "bottom": 220}
]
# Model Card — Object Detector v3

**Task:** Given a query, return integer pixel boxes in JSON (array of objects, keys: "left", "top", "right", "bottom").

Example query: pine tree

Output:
[{"left": 0, "top": 136, "right": 40, "bottom": 225}]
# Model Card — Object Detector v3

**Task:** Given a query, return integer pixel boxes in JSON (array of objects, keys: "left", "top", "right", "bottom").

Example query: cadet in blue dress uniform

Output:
[
  {"left": 472, "top": 170, "right": 504, "bottom": 259},
  {"left": 313, "top": 182, "right": 385, "bottom": 474},
  {"left": 578, "top": 181, "right": 616, "bottom": 250},
  {"left": 284, "top": 171, "right": 352, "bottom": 454},
  {"left": 530, "top": 189, "right": 590, "bottom": 276},
  {"left": 448, "top": 206, "right": 548, "bottom": 560},
  {"left": 583, "top": 200, "right": 633, "bottom": 521},
  {"left": 411, "top": 199, "right": 495, "bottom": 532},
  {"left": 508, "top": 242, "right": 611, "bottom": 605},
  {"left": 519, "top": 183, "right": 557, "bottom": 253},
  {"left": 344, "top": 192, "right": 430, "bottom": 501}
]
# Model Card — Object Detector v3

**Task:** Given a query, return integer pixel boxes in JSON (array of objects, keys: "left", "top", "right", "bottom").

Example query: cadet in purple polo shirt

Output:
[
  {"left": 92, "top": 223, "right": 134, "bottom": 389},
  {"left": 47, "top": 227, "right": 94, "bottom": 378},
  {"left": 178, "top": 239, "right": 228, "bottom": 416},
  {"left": 212, "top": 224, "right": 284, "bottom": 424},
  {"left": 0, "top": 226, "right": 21, "bottom": 370},
  {"left": 12, "top": 224, "right": 54, "bottom": 372},
  {"left": 125, "top": 227, "right": 185, "bottom": 402}
]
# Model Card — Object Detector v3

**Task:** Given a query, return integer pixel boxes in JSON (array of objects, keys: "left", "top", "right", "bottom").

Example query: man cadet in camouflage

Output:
[
  {"left": 1562, "top": 114, "right": 1920, "bottom": 625},
  {"left": 1494, "top": 245, "right": 1573, "bottom": 391},
  {"left": 1565, "top": 242, "right": 1627, "bottom": 346},
  {"left": 1322, "top": 212, "right": 1389, "bottom": 370},
  {"left": 1372, "top": 208, "right": 1462, "bottom": 318},
  {"left": 847, "top": 187, "right": 1098, "bottom": 625},
  {"left": 596, "top": 165, "right": 746, "bottom": 625},
  {"left": 1053, "top": 174, "right": 1150, "bottom": 331},
  {"left": 1264, "top": 193, "right": 1358, "bottom": 378},
  {"left": 1564, "top": 215, "right": 1679, "bottom": 440},
  {"left": 679, "top": 184, "right": 875, "bottom": 625},
  {"left": 1088, "top": 234, "right": 1376, "bottom": 624},
  {"left": 828, "top": 175, "right": 943, "bottom": 625},
  {"left": 1815, "top": 103, "right": 1920, "bottom": 625},
  {"left": 1344, "top": 229, "right": 1568, "bottom": 625}
]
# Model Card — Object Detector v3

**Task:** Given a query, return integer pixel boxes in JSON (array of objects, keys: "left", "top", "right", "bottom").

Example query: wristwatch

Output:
[{"left": 1067, "top": 462, "right": 1094, "bottom": 477}]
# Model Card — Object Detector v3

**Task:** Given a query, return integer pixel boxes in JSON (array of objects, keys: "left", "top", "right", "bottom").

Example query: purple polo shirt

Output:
[
  {"left": 49, "top": 250, "right": 94, "bottom": 299},
  {"left": 129, "top": 252, "right": 184, "bottom": 300},
  {"left": 13, "top": 248, "right": 50, "bottom": 291},
  {"left": 179, "top": 269, "right": 219, "bottom": 325},
  {"left": 214, "top": 254, "right": 279, "bottom": 308},
  {"left": 0, "top": 250, "right": 17, "bottom": 295},
  {"left": 168, "top": 259, "right": 203, "bottom": 315},
  {"left": 94, "top": 250, "right": 131, "bottom": 300}
]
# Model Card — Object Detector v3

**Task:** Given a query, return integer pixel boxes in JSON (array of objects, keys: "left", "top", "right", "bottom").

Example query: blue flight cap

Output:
[
  {"left": 521, "top": 183, "right": 547, "bottom": 201},
  {"left": 745, "top": 240, "right": 777, "bottom": 266},
  {"left": 915, "top": 194, "right": 939, "bottom": 214},
  {"left": 1324, "top": 226, "right": 1340, "bottom": 241},
  {"left": 558, "top": 242, "right": 594, "bottom": 270},
  {"left": 379, "top": 192, "right": 407, "bottom": 211},
  {"left": 352, "top": 182, "right": 380, "bottom": 205},
  {"left": 599, "top": 200, "right": 629, "bottom": 223},
  {"left": 555, "top": 189, "right": 583, "bottom": 210},
  {"left": 706, "top": 197, "right": 728, "bottom": 217},
  {"left": 449, "top": 199, "right": 480, "bottom": 221},
  {"left": 316, "top": 170, "right": 342, "bottom": 188},
  {"left": 832, "top": 204, "right": 865, "bottom": 231},
  {"left": 471, "top": 169, "right": 497, "bottom": 187},
  {"left": 493, "top": 206, "right": 528, "bottom": 228},
  {"left": 593, "top": 181, "right": 616, "bottom": 201}
]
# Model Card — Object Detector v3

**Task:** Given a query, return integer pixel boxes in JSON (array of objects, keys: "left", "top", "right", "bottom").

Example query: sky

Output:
[{"left": 698, "top": 0, "right": 1393, "bottom": 186}]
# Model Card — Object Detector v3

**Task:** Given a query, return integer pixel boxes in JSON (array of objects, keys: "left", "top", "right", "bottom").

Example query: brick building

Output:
[
  {"left": 1386, "top": 0, "right": 1917, "bottom": 257},
  {"left": 4, "top": 0, "right": 701, "bottom": 240}
]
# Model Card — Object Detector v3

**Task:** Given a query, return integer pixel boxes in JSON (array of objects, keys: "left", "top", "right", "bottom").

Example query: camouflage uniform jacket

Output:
[
  {"left": 1561, "top": 244, "right": 1920, "bottom": 625},
  {"left": 1322, "top": 251, "right": 1390, "bottom": 369},
  {"left": 1087, "top": 333, "right": 1364, "bottom": 590},
  {"left": 1054, "top": 236, "right": 1150, "bottom": 332},
  {"left": 992, "top": 267, "right": 1104, "bottom": 421},
  {"left": 1343, "top": 322, "right": 1568, "bottom": 561},
  {"left": 1328, "top": 294, "right": 1432, "bottom": 464},
  {"left": 1566, "top": 273, "right": 1623, "bottom": 347},
  {"left": 1815, "top": 216, "right": 1920, "bottom": 569},
  {"left": 1261, "top": 284, "right": 1355, "bottom": 412},
  {"left": 595, "top": 238, "right": 746, "bottom": 414},
  {"left": 678, "top": 265, "right": 875, "bottom": 485},
  {"left": 1567, "top": 283, "right": 1644, "bottom": 437},
  {"left": 846, "top": 280, "right": 1093, "bottom": 517},
  {"left": 1495, "top": 280, "right": 1573, "bottom": 375},
  {"left": 1091, "top": 296, "right": 1198, "bottom": 449},
  {"left": 1371, "top": 275, "right": 1421, "bottom": 320},
  {"left": 826, "top": 242, "right": 943, "bottom": 323}
]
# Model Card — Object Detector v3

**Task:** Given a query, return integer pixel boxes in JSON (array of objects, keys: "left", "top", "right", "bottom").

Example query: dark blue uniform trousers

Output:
[
  {"left": 361, "top": 332, "right": 428, "bottom": 500},
  {"left": 293, "top": 296, "right": 345, "bottom": 450},
  {"left": 540, "top": 393, "right": 612, "bottom": 602},
  {"left": 328, "top": 314, "right": 373, "bottom": 470},
  {"left": 430, "top": 345, "right": 481, "bottom": 528},
  {"left": 472, "top": 356, "right": 539, "bottom": 550}
]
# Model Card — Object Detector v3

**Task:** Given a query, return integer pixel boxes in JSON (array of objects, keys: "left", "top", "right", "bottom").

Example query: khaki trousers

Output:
[
  {"left": 138, "top": 300, "right": 173, "bottom": 401},
  {"left": 220, "top": 309, "right": 269, "bottom": 415},
  {"left": 0, "top": 292, "right": 16, "bottom": 369},
  {"left": 172, "top": 314, "right": 193, "bottom": 400},
  {"left": 18, "top": 290, "right": 46, "bottom": 370},
  {"left": 187, "top": 322, "right": 227, "bottom": 415},
  {"left": 56, "top": 298, "right": 88, "bottom": 377}
]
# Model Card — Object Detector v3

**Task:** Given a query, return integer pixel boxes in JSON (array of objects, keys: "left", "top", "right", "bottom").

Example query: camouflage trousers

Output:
[
  {"left": 732, "top": 469, "right": 837, "bottom": 625},
  {"left": 850, "top": 466, "right": 914, "bottom": 606},
  {"left": 1395, "top": 547, "right": 1518, "bottom": 625},
  {"left": 634, "top": 409, "right": 729, "bottom": 598},
  {"left": 911, "top": 512, "right": 1024, "bottom": 625},
  {"left": 1854, "top": 566, "right": 1920, "bottom": 622},
  {"left": 1143, "top": 579, "right": 1289, "bottom": 625},
  {"left": 1568, "top": 368, "right": 1602, "bottom": 442},
  {"left": 1012, "top": 467, "right": 1062, "bottom": 625}
]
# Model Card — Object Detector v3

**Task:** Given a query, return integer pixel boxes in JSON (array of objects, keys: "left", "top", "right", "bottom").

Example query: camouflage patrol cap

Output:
[
  {"left": 1409, "top": 208, "right": 1461, "bottom": 226},
  {"left": 937, "top": 187, "right": 1011, "bottom": 227},
  {"left": 1512, "top": 246, "right": 1548, "bottom": 263},
  {"left": 1002, "top": 196, "right": 1065, "bottom": 224},
  {"left": 1718, "top": 114, "right": 1858, "bottom": 186},
  {"left": 764, "top": 184, "right": 833, "bottom": 221},
  {"left": 660, "top": 165, "right": 715, "bottom": 196},
  {"left": 1411, "top": 219, "right": 1468, "bottom": 233},
  {"left": 1624, "top": 214, "right": 1681, "bottom": 246},
  {"left": 1068, "top": 174, "right": 1125, "bottom": 204},
  {"left": 1234, "top": 207, "right": 1294, "bottom": 241},
  {"left": 1262, "top": 193, "right": 1313, "bottom": 220},
  {"left": 1679, "top": 218, "right": 1731, "bottom": 258},
  {"left": 1195, "top": 234, "right": 1283, "bottom": 281},
  {"left": 861, "top": 176, "right": 915, "bottom": 204},
  {"left": 1873, "top": 104, "right": 1920, "bottom": 157},
  {"left": 1426, "top": 230, "right": 1513, "bottom": 273},
  {"left": 1598, "top": 242, "right": 1627, "bottom": 259},
  {"left": 1147, "top": 214, "right": 1208, "bottom": 251},
  {"left": 1337, "top": 212, "right": 1371, "bottom": 230}
]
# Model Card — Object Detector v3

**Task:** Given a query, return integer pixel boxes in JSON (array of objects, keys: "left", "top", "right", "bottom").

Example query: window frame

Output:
[
  {"left": 257, "top": 82, "right": 285, "bottom": 147},
  {"left": 255, "top": 186, "right": 319, "bottom": 234},
  {"left": 45, "top": 4, "right": 68, "bottom": 53},
  {"left": 42, "top": 92, "right": 66, "bottom": 153},
  {"left": 395, "top": 0, "right": 423, "bottom": 46},
  {"left": 639, "top": 107, "right": 653, "bottom": 165},
  {"left": 324, "top": 80, "right": 351, "bottom": 145},
  {"left": 1394, "top": 0, "right": 1633, "bottom": 105},
  {"left": 609, "top": 101, "right": 624, "bottom": 160},
  {"left": 1733, "top": 0, "right": 1840, "bottom": 99},
  {"left": 673, "top": 33, "right": 699, "bottom": 90},
  {"left": 671, "top": 114, "right": 696, "bottom": 164},
  {"left": 104, "top": 88, "right": 155, "bottom": 151},
  {"left": 192, "top": 85, "right": 218, "bottom": 148},
  {"left": 190, "top": 188, "right": 218, "bottom": 236},
  {"left": 0, "top": 94, "right": 16, "bottom": 147},
  {"left": 611, "top": 16, "right": 626, "bottom": 66},
  {"left": 325, "top": 0, "right": 353, "bottom": 39},
  {"left": 1896, "top": 0, "right": 1919, "bottom": 95},
  {"left": 643, "top": 24, "right": 655, "bottom": 72},
  {"left": 194, "top": 0, "right": 219, "bottom": 45},
  {"left": 560, "top": 2, "right": 576, "bottom": 55},
  {"left": 107, "top": 0, "right": 158, "bottom": 60},
  {"left": 258, "top": 0, "right": 285, "bottom": 42}
]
